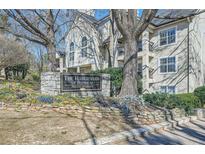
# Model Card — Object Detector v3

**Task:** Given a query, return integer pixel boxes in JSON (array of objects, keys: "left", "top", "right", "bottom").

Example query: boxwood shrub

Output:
[
  {"left": 194, "top": 86, "right": 205, "bottom": 107},
  {"left": 143, "top": 92, "right": 201, "bottom": 114},
  {"left": 175, "top": 93, "right": 201, "bottom": 114}
]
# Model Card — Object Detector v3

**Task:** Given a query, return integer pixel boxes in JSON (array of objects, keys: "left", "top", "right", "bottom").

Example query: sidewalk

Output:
[
  {"left": 112, "top": 118, "right": 205, "bottom": 145},
  {"left": 75, "top": 116, "right": 198, "bottom": 144}
]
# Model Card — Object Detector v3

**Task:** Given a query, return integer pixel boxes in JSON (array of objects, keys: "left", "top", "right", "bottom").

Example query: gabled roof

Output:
[
  {"left": 151, "top": 9, "right": 198, "bottom": 26},
  {"left": 77, "top": 12, "right": 99, "bottom": 25},
  {"left": 75, "top": 10, "right": 110, "bottom": 27},
  {"left": 76, "top": 9, "right": 199, "bottom": 28},
  {"left": 56, "top": 50, "right": 65, "bottom": 57}
]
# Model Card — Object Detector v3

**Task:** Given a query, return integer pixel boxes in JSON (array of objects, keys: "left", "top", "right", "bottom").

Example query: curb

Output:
[{"left": 74, "top": 116, "right": 197, "bottom": 145}]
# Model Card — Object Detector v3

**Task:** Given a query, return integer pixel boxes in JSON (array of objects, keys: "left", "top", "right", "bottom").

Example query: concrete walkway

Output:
[{"left": 112, "top": 119, "right": 205, "bottom": 145}]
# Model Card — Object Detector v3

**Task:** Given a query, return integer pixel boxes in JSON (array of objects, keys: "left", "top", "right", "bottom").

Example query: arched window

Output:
[
  {"left": 69, "top": 42, "right": 74, "bottom": 61},
  {"left": 82, "top": 37, "right": 87, "bottom": 47},
  {"left": 70, "top": 42, "right": 74, "bottom": 51},
  {"left": 81, "top": 36, "right": 87, "bottom": 57}
]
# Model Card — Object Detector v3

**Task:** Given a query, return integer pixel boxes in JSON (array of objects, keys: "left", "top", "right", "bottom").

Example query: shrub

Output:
[
  {"left": 91, "top": 68, "right": 123, "bottom": 96},
  {"left": 143, "top": 92, "right": 172, "bottom": 108},
  {"left": 91, "top": 67, "right": 143, "bottom": 96},
  {"left": 194, "top": 86, "right": 205, "bottom": 107},
  {"left": 175, "top": 93, "right": 201, "bottom": 114},
  {"left": 143, "top": 92, "right": 201, "bottom": 114},
  {"left": 31, "top": 73, "right": 40, "bottom": 82},
  {"left": 5, "top": 63, "right": 29, "bottom": 80}
]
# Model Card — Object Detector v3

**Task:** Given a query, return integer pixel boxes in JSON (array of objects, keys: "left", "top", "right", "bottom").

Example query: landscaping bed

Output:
[{"left": 0, "top": 80, "right": 196, "bottom": 144}]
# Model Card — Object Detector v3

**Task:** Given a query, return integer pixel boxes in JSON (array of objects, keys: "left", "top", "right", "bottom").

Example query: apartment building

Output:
[{"left": 56, "top": 9, "right": 205, "bottom": 94}]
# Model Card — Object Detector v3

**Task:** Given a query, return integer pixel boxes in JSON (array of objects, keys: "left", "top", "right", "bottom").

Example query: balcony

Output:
[{"left": 117, "top": 39, "right": 155, "bottom": 61}]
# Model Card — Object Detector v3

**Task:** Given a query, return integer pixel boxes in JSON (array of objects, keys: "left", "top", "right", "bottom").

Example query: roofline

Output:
[
  {"left": 150, "top": 17, "right": 191, "bottom": 29},
  {"left": 97, "top": 14, "right": 110, "bottom": 22},
  {"left": 150, "top": 10, "right": 201, "bottom": 28}
]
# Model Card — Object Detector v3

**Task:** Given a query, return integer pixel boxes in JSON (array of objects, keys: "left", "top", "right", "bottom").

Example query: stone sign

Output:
[
  {"left": 41, "top": 72, "right": 110, "bottom": 96},
  {"left": 61, "top": 74, "right": 101, "bottom": 91}
]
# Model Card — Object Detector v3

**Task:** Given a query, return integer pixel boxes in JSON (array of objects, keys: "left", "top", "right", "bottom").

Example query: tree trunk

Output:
[
  {"left": 119, "top": 37, "right": 138, "bottom": 97},
  {"left": 46, "top": 10, "right": 57, "bottom": 72},
  {"left": 47, "top": 43, "right": 57, "bottom": 72},
  {"left": 5, "top": 67, "right": 9, "bottom": 80}
]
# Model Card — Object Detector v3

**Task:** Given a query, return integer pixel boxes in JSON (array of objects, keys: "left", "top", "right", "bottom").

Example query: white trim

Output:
[
  {"left": 158, "top": 55, "right": 178, "bottom": 75},
  {"left": 158, "top": 26, "right": 177, "bottom": 47}
]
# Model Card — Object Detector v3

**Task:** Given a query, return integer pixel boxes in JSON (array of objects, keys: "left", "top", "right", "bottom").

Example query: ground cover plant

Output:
[{"left": 0, "top": 80, "right": 95, "bottom": 107}]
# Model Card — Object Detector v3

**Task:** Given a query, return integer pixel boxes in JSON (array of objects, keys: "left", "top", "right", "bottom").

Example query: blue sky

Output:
[
  {"left": 95, "top": 9, "right": 109, "bottom": 20},
  {"left": 95, "top": 9, "right": 143, "bottom": 20}
]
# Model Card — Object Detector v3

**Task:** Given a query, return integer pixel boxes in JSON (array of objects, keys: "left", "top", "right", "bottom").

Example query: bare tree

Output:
[
  {"left": 112, "top": 9, "right": 158, "bottom": 96},
  {"left": 0, "top": 9, "right": 74, "bottom": 71},
  {"left": 35, "top": 45, "right": 46, "bottom": 76},
  {"left": 0, "top": 35, "right": 29, "bottom": 70}
]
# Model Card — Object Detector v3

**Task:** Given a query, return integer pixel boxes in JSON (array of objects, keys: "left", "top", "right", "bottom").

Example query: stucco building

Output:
[{"left": 56, "top": 9, "right": 205, "bottom": 94}]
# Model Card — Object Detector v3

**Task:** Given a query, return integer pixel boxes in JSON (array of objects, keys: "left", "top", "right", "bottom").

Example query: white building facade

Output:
[{"left": 56, "top": 9, "right": 205, "bottom": 94}]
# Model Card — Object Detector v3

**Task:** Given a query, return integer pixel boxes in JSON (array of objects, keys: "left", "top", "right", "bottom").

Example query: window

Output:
[
  {"left": 69, "top": 42, "right": 74, "bottom": 61},
  {"left": 70, "top": 42, "right": 74, "bottom": 51},
  {"left": 137, "top": 63, "right": 143, "bottom": 77},
  {"left": 137, "top": 40, "right": 143, "bottom": 52},
  {"left": 63, "top": 57, "right": 66, "bottom": 67},
  {"left": 160, "top": 27, "right": 176, "bottom": 46},
  {"left": 159, "top": 56, "right": 176, "bottom": 73},
  {"left": 69, "top": 52, "right": 74, "bottom": 61},
  {"left": 81, "top": 36, "right": 87, "bottom": 57},
  {"left": 160, "top": 86, "right": 176, "bottom": 94},
  {"left": 160, "top": 86, "right": 167, "bottom": 93},
  {"left": 56, "top": 58, "right": 60, "bottom": 68}
]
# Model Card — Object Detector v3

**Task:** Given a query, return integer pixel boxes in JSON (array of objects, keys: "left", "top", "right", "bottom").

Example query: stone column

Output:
[
  {"left": 142, "top": 30, "right": 150, "bottom": 52},
  {"left": 101, "top": 74, "right": 111, "bottom": 97},
  {"left": 77, "top": 66, "right": 80, "bottom": 73},
  {"left": 0, "top": 68, "right": 5, "bottom": 76},
  {"left": 193, "top": 108, "right": 205, "bottom": 119},
  {"left": 59, "top": 57, "right": 64, "bottom": 72},
  {"left": 142, "top": 55, "right": 149, "bottom": 91},
  {"left": 41, "top": 72, "right": 61, "bottom": 95}
]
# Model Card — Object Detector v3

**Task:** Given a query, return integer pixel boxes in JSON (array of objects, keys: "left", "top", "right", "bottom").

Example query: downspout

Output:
[{"left": 187, "top": 17, "right": 191, "bottom": 93}]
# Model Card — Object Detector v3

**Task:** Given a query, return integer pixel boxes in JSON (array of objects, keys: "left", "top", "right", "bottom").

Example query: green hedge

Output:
[
  {"left": 91, "top": 67, "right": 143, "bottom": 96},
  {"left": 194, "top": 86, "right": 205, "bottom": 107},
  {"left": 143, "top": 92, "right": 201, "bottom": 114},
  {"left": 176, "top": 93, "right": 201, "bottom": 114},
  {"left": 91, "top": 68, "right": 122, "bottom": 96}
]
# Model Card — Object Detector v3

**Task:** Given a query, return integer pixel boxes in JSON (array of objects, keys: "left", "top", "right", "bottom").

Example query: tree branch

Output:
[
  {"left": 111, "top": 9, "right": 128, "bottom": 38},
  {"left": 134, "top": 9, "right": 158, "bottom": 37},
  {"left": 3, "top": 9, "right": 42, "bottom": 37},
  {"left": 15, "top": 9, "right": 48, "bottom": 41},
  {"left": 54, "top": 9, "right": 60, "bottom": 23},
  {"left": 34, "top": 10, "right": 51, "bottom": 26},
  {"left": 0, "top": 26, "right": 46, "bottom": 45}
]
